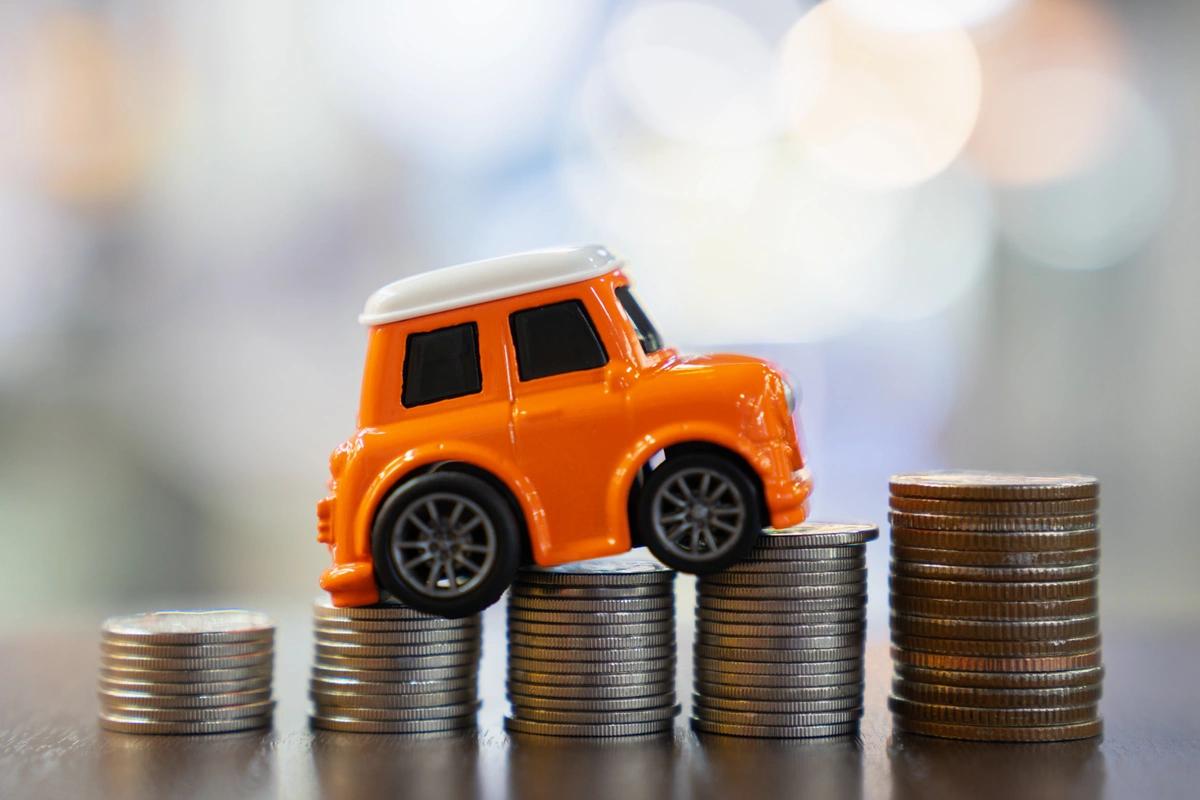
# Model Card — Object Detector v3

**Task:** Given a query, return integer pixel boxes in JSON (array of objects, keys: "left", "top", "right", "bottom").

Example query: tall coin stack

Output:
[
  {"left": 309, "top": 598, "right": 482, "bottom": 734},
  {"left": 505, "top": 558, "right": 681, "bottom": 738},
  {"left": 888, "top": 471, "right": 1103, "bottom": 742},
  {"left": 98, "top": 610, "right": 275, "bottom": 734},
  {"left": 692, "top": 522, "right": 877, "bottom": 739}
]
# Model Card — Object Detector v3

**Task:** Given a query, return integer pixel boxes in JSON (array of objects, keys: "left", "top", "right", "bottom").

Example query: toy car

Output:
[{"left": 317, "top": 245, "right": 811, "bottom": 616}]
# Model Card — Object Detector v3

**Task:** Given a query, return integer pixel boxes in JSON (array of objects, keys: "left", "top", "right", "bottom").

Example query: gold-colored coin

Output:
[
  {"left": 890, "top": 527, "right": 1099, "bottom": 552},
  {"left": 890, "top": 646, "right": 1102, "bottom": 673},
  {"left": 888, "top": 575, "right": 1097, "bottom": 602},
  {"left": 893, "top": 717, "right": 1102, "bottom": 742},
  {"left": 890, "top": 562, "right": 1098, "bottom": 583},
  {"left": 890, "top": 545, "right": 1099, "bottom": 567},
  {"left": 889, "top": 511, "right": 1097, "bottom": 532},
  {"left": 889, "top": 472, "right": 1099, "bottom": 501},
  {"left": 889, "top": 695, "right": 1099, "bottom": 726},
  {"left": 889, "top": 593, "right": 1098, "bottom": 621},
  {"left": 890, "top": 633, "right": 1101, "bottom": 657},
  {"left": 889, "top": 496, "right": 1098, "bottom": 516},
  {"left": 890, "top": 613, "right": 1099, "bottom": 641}
]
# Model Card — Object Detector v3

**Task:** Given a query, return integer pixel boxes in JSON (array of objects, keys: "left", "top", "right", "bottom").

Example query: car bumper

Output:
[{"left": 765, "top": 466, "right": 813, "bottom": 529}]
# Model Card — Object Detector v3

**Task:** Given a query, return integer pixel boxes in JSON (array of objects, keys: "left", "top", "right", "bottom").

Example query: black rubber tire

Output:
[
  {"left": 372, "top": 471, "right": 520, "bottom": 618},
  {"left": 636, "top": 453, "right": 763, "bottom": 575}
]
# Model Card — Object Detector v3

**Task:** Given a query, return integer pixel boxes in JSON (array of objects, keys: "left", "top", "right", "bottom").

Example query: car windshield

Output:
[{"left": 615, "top": 286, "right": 663, "bottom": 355}]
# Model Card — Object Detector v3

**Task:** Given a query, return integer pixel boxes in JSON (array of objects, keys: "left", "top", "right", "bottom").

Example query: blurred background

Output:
[{"left": 0, "top": 0, "right": 1194, "bottom": 630}]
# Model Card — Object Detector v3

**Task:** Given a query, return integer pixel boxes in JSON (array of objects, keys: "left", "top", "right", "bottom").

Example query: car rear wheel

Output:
[
  {"left": 637, "top": 453, "right": 762, "bottom": 574},
  {"left": 372, "top": 471, "right": 520, "bottom": 618}
]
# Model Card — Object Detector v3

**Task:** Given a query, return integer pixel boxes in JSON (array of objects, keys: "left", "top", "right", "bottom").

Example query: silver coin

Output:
[
  {"left": 313, "top": 627, "right": 480, "bottom": 645},
  {"left": 314, "top": 640, "right": 479, "bottom": 658},
  {"left": 691, "top": 718, "right": 858, "bottom": 739},
  {"left": 698, "top": 582, "right": 866, "bottom": 600},
  {"left": 891, "top": 679, "right": 1102, "bottom": 709},
  {"left": 311, "top": 701, "right": 481, "bottom": 721},
  {"left": 508, "top": 691, "right": 676, "bottom": 712},
  {"left": 695, "top": 668, "right": 862, "bottom": 689},
  {"left": 755, "top": 523, "right": 879, "bottom": 548},
  {"left": 99, "top": 713, "right": 273, "bottom": 735},
  {"left": 99, "top": 665, "right": 272, "bottom": 684},
  {"left": 694, "top": 680, "right": 863, "bottom": 702},
  {"left": 508, "top": 668, "right": 674, "bottom": 687},
  {"left": 891, "top": 562, "right": 1099, "bottom": 583},
  {"left": 100, "top": 640, "right": 272, "bottom": 659},
  {"left": 98, "top": 675, "right": 272, "bottom": 696},
  {"left": 517, "top": 558, "right": 675, "bottom": 585},
  {"left": 101, "top": 610, "right": 274, "bottom": 645},
  {"left": 693, "top": 693, "right": 862, "bottom": 714},
  {"left": 507, "top": 632, "right": 674, "bottom": 650},
  {"left": 100, "top": 652, "right": 273, "bottom": 672},
  {"left": 507, "top": 609, "right": 673, "bottom": 625},
  {"left": 746, "top": 547, "right": 867, "bottom": 562},
  {"left": 312, "top": 598, "right": 470, "bottom": 623},
  {"left": 692, "top": 706, "right": 862, "bottom": 727},
  {"left": 504, "top": 717, "right": 674, "bottom": 738},
  {"left": 507, "top": 596, "right": 673, "bottom": 613},
  {"left": 698, "top": 596, "right": 866, "bottom": 613},
  {"left": 511, "top": 584, "right": 673, "bottom": 600},
  {"left": 310, "top": 676, "right": 475, "bottom": 696},
  {"left": 506, "top": 620, "right": 675, "bottom": 638},
  {"left": 311, "top": 714, "right": 476, "bottom": 734},
  {"left": 700, "top": 569, "right": 868, "bottom": 588},
  {"left": 694, "top": 657, "right": 860, "bottom": 676},
  {"left": 310, "top": 664, "right": 477, "bottom": 683},
  {"left": 314, "top": 652, "right": 479, "bottom": 670},
  {"left": 695, "top": 607, "right": 865, "bottom": 626},
  {"left": 506, "top": 679, "right": 674, "bottom": 701},
  {"left": 508, "top": 644, "right": 675, "bottom": 663},
  {"left": 696, "top": 621, "right": 864, "bottom": 638},
  {"left": 695, "top": 644, "right": 863, "bottom": 663},
  {"left": 507, "top": 656, "right": 676, "bottom": 675},
  {"left": 310, "top": 616, "right": 479, "bottom": 633},
  {"left": 511, "top": 704, "right": 680, "bottom": 725},
  {"left": 723, "top": 556, "right": 867, "bottom": 574},
  {"left": 696, "top": 633, "right": 863, "bottom": 651},
  {"left": 98, "top": 700, "right": 276, "bottom": 722},
  {"left": 310, "top": 689, "right": 476, "bottom": 709},
  {"left": 98, "top": 687, "right": 272, "bottom": 709},
  {"left": 889, "top": 613, "right": 1100, "bottom": 641}
]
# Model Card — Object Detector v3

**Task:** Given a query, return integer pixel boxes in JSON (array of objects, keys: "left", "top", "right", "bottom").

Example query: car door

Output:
[{"left": 507, "top": 288, "right": 634, "bottom": 564}]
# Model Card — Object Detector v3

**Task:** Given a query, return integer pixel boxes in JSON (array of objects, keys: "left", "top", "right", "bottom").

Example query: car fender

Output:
[
  {"left": 606, "top": 421, "right": 764, "bottom": 539},
  {"left": 352, "top": 443, "right": 546, "bottom": 556}
]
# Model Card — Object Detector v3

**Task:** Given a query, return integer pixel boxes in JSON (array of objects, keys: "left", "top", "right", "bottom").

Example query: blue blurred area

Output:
[{"left": 0, "top": 0, "right": 1195, "bottom": 626}]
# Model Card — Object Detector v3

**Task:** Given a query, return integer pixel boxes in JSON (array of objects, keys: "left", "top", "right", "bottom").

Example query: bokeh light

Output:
[{"left": 778, "top": 0, "right": 982, "bottom": 188}]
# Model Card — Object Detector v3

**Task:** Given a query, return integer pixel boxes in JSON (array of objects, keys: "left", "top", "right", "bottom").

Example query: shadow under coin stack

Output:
[
  {"left": 98, "top": 610, "right": 276, "bottom": 734},
  {"left": 888, "top": 471, "right": 1103, "bottom": 742},
  {"left": 309, "top": 599, "right": 482, "bottom": 734},
  {"left": 505, "top": 558, "right": 680, "bottom": 738},
  {"left": 692, "top": 522, "right": 878, "bottom": 739}
]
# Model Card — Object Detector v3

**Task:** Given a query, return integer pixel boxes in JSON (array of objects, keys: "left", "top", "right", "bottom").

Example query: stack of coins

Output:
[
  {"left": 888, "top": 471, "right": 1103, "bottom": 742},
  {"left": 309, "top": 599, "right": 482, "bottom": 734},
  {"left": 692, "top": 522, "right": 877, "bottom": 739},
  {"left": 98, "top": 610, "right": 275, "bottom": 735},
  {"left": 505, "top": 558, "right": 680, "bottom": 738}
]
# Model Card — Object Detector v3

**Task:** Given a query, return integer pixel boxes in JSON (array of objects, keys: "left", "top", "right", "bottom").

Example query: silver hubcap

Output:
[
  {"left": 651, "top": 467, "right": 747, "bottom": 562},
  {"left": 391, "top": 492, "right": 497, "bottom": 599}
]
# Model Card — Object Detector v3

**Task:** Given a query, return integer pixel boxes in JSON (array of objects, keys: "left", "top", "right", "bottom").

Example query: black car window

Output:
[
  {"left": 615, "top": 286, "right": 663, "bottom": 354},
  {"left": 402, "top": 322, "right": 482, "bottom": 407},
  {"left": 510, "top": 300, "right": 608, "bottom": 381}
]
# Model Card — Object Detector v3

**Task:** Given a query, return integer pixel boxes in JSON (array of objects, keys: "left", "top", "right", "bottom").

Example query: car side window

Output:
[
  {"left": 510, "top": 300, "right": 608, "bottom": 381},
  {"left": 402, "top": 322, "right": 483, "bottom": 407}
]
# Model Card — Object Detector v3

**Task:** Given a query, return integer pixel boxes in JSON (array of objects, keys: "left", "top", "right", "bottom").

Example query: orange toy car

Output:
[{"left": 317, "top": 245, "right": 811, "bottom": 616}]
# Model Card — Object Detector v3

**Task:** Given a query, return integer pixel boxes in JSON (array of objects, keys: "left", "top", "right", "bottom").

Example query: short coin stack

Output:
[
  {"left": 98, "top": 610, "right": 275, "bottom": 734},
  {"left": 692, "top": 522, "right": 877, "bottom": 739},
  {"left": 505, "top": 558, "right": 680, "bottom": 738},
  {"left": 888, "top": 471, "right": 1103, "bottom": 742},
  {"left": 309, "top": 598, "right": 482, "bottom": 734}
]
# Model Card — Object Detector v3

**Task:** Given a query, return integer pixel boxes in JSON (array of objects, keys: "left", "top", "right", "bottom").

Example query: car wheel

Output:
[
  {"left": 372, "top": 471, "right": 520, "bottom": 618},
  {"left": 637, "top": 453, "right": 762, "bottom": 574}
]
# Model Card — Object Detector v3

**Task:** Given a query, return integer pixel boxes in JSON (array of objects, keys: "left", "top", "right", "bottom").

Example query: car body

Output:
[{"left": 317, "top": 245, "right": 811, "bottom": 615}]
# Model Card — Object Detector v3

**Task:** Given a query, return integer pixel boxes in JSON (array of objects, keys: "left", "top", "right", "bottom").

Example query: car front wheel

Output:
[
  {"left": 372, "top": 471, "right": 520, "bottom": 618},
  {"left": 637, "top": 453, "right": 762, "bottom": 574}
]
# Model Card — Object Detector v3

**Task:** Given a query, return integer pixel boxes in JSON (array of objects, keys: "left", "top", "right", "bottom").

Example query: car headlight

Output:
[{"left": 781, "top": 374, "right": 798, "bottom": 414}]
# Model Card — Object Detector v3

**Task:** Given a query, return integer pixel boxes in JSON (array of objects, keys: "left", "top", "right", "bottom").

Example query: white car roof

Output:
[{"left": 360, "top": 244, "right": 623, "bottom": 326}]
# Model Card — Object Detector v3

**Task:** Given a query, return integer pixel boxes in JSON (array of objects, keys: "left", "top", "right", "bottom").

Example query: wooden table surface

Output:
[{"left": 2, "top": 598, "right": 1197, "bottom": 800}]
